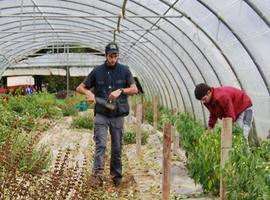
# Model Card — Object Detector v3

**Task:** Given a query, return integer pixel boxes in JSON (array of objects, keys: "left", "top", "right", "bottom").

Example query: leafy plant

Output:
[
  {"left": 224, "top": 133, "right": 270, "bottom": 200},
  {"left": 187, "top": 130, "right": 221, "bottom": 194},
  {"left": 124, "top": 130, "right": 149, "bottom": 145},
  {"left": 61, "top": 104, "right": 78, "bottom": 116},
  {"left": 72, "top": 114, "right": 94, "bottom": 129}
]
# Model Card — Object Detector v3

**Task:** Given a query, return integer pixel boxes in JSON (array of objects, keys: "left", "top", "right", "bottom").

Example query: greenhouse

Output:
[{"left": 0, "top": 1, "right": 269, "bottom": 199}]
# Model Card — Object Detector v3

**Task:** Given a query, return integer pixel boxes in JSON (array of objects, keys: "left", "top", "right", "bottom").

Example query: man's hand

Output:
[
  {"left": 86, "top": 91, "right": 95, "bottom": 103},
  {"left": 204, "top": 127, "right": 213, "bottom": 135},
  {"left": 108, "top": 89, "right": 122, "bottom": 100}
]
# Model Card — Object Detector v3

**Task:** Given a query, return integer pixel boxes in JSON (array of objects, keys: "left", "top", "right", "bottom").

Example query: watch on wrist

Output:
[{"left": 120, "top": 88, "right": 124, "bottom": 94}]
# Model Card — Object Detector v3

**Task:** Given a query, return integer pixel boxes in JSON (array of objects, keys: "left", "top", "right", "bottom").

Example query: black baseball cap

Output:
[{"left": 105, "top": 42, "right": 119, "bottom": 54}]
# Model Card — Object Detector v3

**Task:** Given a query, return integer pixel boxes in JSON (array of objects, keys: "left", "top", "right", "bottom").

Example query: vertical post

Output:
[
  {"left": 133, "top": 96, "right": 137, "bottom": 116},
  {"left": 141, "top": 94, "right": 144, "bottom": 123},
  {"left": 127, "top": 97, "right": 132, "bottom": 126},
  {"left": 220, "top": 118, "right": 232, "bottom": 200},
  {"left": 66, "top": 45, "right": 70, "bottom": 97},
  {"left": 153, "top": 95, "right": 158, "bottom": 130},
  {"left": 136, "top": 104, "right": 142, "bottom": 156},
  {"left": 162, "top": 123, "right": 171, "bottom": 200},
  {"left": 172, "top": 126, "right": 179, "bottom": 155}
]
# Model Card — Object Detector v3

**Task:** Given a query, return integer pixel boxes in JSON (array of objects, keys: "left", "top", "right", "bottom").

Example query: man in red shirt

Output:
[{"left": 194, "top": 83, "right": 253, "bottom": 145}]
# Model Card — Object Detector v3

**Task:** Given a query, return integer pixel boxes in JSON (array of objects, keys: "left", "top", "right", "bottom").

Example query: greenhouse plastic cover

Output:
[{"left": 0, "top": 0, "right": 269, "bottom": 138}]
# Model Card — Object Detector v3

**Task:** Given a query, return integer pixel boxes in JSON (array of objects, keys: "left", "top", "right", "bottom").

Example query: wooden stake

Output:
[
  {"left": 162, "top": 123, "right": 171, "bottom": 200},
  {"left": 136, "top": 104, "right": 142, "bottom": 156},
  {"left": 220, "top": 118, "right": 232, "bottom": 200},
  {"left": 141, "top": 94, "right": 144, "bottom": 123},
  {"left": 127, "top": 97, "right": 132, "bottom": 126},
  {"left": 153, "top": 95, "right": 158, "bottom": 130},
  {"left": 172, "top": 126, "right": 179, "bottom": 155}
]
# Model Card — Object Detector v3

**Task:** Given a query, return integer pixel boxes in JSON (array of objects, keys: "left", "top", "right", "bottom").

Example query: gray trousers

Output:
[
  {"left": 93, "top": 113, "right": 124, "bottom": 178},
  {"left": 236, "top": 106, "right": 253, "bottom": 144}
]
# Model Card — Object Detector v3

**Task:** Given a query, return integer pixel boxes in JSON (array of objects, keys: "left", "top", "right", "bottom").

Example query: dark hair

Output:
[{"left": 194, "top": 83, "right": 211, "bottom": 100}]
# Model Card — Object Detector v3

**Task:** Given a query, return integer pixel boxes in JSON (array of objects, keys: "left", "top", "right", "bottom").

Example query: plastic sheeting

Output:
[{"left": 0, "top": 0, "right": 269, "bottom": 138}]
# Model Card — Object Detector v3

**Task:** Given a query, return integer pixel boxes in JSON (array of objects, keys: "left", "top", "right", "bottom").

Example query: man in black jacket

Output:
[{"left": 76, "top": 42, "right": 138, "bottom": 187}]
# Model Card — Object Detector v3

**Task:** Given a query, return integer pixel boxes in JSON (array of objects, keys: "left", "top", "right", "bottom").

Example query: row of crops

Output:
[
  {"left": 139, "top": 97, "right": 270, "bottom": 200},
  {"left": 0, "top": 92, "right": 95, "bottom": 199},
  {"left": 1, "top": 92, "right": 269, "bottom": 199}
]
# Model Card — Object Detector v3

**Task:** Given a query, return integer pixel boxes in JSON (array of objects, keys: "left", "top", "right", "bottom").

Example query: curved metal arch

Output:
[
  {"left": 2, "top": 24, "right": 177, "bottom": 109},
  {"left": 2, "top": 1, "right": 202, "bottom": 114},
  {"left": 2, "top": 1, "right": 195, "bottom": 114},
  {"left": 6, "top": 1, "right": 222, "bottom": 91},
  {"left": 197, "top": 0, "right": 269, "bottom": 94},
  {"left": 1, "top": 25, "right": 110, "bottom": 53},
  {"left": 1, "top": 19, "right": 176, "bottom": 109},
  {"left": 127, "top": 45, "right": 177, "bottom": 109},
  {"left": 161, "top": 20, "right": 222, "bottom": 85},
  {"left": 0, "top": 14, "right": 116, "bottom": 42},
  {"left": 158, "top": 0, "right": 243, "bottom": 88},
  {"left": 120, "top": 0, "right": 220, "bottom": 123},
  {"left": 102, "top": 0, "right": 194, "bottom": 115},
  {"left": 126, "top": 56, "right": 163, "bottom": 105},
  {"left": 5, "top": 35, "right": 108, "bottom": 63},
  {"left": 125, "top": 0, "right": 211, "bottom": 85},
  {"left": 243, "top": 0, "right": 270, "bottom": 28},
  {"left": 120, "top": 0, "right": 198, "bottom": 116},
  {"left": 3, "top": 34, "right": 107, "bottom": 61},
  {"left": 54, "top": 1, "right": 186, "bottom": 111},
  {"left": 1, "top": 15, "right": 179, "bottom": 110}
]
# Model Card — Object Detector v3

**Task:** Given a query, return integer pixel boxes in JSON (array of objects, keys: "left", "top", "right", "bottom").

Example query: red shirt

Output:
[{"left": 204, "top": 87, "right": 252, "bottom": 128}]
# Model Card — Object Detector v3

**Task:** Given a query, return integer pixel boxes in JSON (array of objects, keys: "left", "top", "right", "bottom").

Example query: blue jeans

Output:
[{"left": 93, "top": 113, "right": 124, "bottom": 179}]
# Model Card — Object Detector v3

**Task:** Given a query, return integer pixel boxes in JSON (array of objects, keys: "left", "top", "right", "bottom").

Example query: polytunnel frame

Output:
[
  {"left": 0, "top": 17, "right": 172, "bottom": 110},
  {"left": 1, "top": 16, "right": 174, "bottom": 111},
  {"left": 197, "top": 0, "right": 270, "bottom": 94},
  {"left": 0, "top": 3, "right": 186, "bottom": 113},
  {"left": 1, "top": 0, "right": 269, "bottom": 127},
  {"left": 0, "top": 0, "right": 237, "bottom": 121},
  {"left": 105, "top": 0, "right": 266, "bottom": 121},
  {"left": 105, "top": 0, "right": 203, "bottom": 119}
]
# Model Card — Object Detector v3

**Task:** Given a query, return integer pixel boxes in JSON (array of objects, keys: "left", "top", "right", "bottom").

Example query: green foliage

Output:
[
  {"left": 175, "top": 113, "right": 205, "bottom": 152},
  {"left": 5, "top": 93, "right": 62, "bottom": 119},
  {"left": 61, "top": 104, "right": 78, "bottom": 116},
  {"left": 224, "top": 135, "right": 270, "bottom": 200},
  {"left": 158, "top": 106, "right": 175, "bottom": 130},
  {"left": 0, "top": 93, "right": 60, "bottom": 178},
  {"left": 60, "top": 94, "right": 87, "bottom": 116},
  {"left": 143, "top": 97, "right": 176, "bottom": 130},
  {"left": 72, "top": 114, "right": 94, "bottom": 129},
  {"left": 187, "top": 131, "right": 221, "bottom": 194},
  {"left": 43, "top": 75, "right": 84, "bottom": 93},
  {"left": 175, "top": 112, "right": 270, "bottom": 198},
  {"left": 143, "top": 100, "right": 154, "bottom": 125},
  {"left": 124, "top": 130, "right": 149, "bottom": 145}
]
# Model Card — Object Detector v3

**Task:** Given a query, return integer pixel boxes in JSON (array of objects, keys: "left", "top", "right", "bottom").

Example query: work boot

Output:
[
  {"left": 112, "top": 176, "right": 122, "bottom": 187},
  {"left": 89, "top": 174, "right": 104, "bottom": 188}
]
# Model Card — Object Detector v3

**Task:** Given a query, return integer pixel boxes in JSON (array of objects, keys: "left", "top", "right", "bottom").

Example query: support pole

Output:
[
  {"left": 220, "top": 118, "right": 232, "bottom": 200},
  {"left": 162, "top": 123, "right": 171, "bottom": 200},
  {"left": 136, "top": 104, "right": 142, "bottom": 156},
  {"left": 153, "top": 95, "right": 158, "bottom": 130}
]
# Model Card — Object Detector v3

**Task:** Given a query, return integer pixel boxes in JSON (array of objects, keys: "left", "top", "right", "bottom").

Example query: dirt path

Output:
[
  {"left": 124, "top": 118, "right": 216, "bottom": 200},
  {"left": 36, "top": 112, "right": 140, "bottom": 200}
]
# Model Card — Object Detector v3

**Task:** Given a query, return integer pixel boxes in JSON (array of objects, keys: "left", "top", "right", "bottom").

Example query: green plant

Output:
[
  {"left": 143, "top": 100, "right": 154, "bottom": 125},
  {"left": 124, "top": 130, "right": 149, "bottom": 145},
  {"left": 61, "top": 104, "right": 78, "bottom": 116},
  {"left": 224, "top": 134, "right": 270, "bottom": 200},
  {"left": 187, "top": 130, "right": 221, "bottom": 194},
  {"left": 72, "top": 114, "right": 94, "bottom": 129},
  {"left": 175, "top": 113, "right": 205, "bottom": 153}
]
